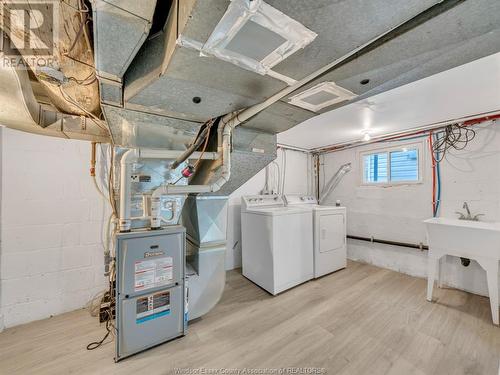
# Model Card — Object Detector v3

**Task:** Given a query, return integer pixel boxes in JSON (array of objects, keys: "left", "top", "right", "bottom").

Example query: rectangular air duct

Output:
[
  {"left": 288, "top": 82, "right": 357, "bottom": 112},
  {"left": 201, "top": 0, "right": 317, "bottom": 75}
]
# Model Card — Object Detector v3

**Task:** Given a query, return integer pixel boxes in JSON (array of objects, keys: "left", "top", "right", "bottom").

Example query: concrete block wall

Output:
[
  {"left": 320, "top": 121, "right": 500, "bottom": 297},
  {"left": 225, "top": 149, "right": 313, "bottom": 270},
  {"left": 0, "top": 128, "right": 109, "bottom": 329}
]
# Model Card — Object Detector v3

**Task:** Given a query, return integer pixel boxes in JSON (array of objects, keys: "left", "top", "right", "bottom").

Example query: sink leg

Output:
[
  {"left": 486, "top": 263, "right": 499, "bottom": 326},
  {"left": 427, "top": 256, "right": 440, "bottom": 302},
  {"left": 477, "top": 258, "right": 499, "bottom": 326}
]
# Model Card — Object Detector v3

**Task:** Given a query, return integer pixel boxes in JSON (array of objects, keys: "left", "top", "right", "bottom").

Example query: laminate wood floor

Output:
[{"left": 0, "top": 261, "right": 499, "bottom": 375}]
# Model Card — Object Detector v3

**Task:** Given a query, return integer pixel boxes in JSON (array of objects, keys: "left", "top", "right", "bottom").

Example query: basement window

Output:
[
  {"left": 361, "top": 143, "right": 422, "bottom": 186},
  {"left": 201, "top": 0, "right": 317, "bottom": 75},
  {"left": 288, "top": 82, "right": 357, "bottom": 112}
]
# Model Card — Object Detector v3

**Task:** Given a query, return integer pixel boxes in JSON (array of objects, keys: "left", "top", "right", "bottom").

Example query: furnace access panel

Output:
[{"left": 115, "top": 226, "right": 186, "bottom": 361}]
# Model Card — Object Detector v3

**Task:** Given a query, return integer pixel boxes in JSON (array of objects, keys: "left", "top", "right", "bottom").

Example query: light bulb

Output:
[{"left": 362, "top": 132, "right": 371, "bottom": 142}]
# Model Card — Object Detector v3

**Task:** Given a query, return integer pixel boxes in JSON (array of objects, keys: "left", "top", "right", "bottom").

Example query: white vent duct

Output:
[
  {"left": 319, "top": 163, "right": 352, "bottom": 204},
  {"left": 288, "top": 82, "right": 357, "bottom": 112}
]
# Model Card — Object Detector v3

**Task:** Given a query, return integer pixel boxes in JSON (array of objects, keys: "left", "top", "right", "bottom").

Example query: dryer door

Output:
[{"left": 318, "top": 213, "right": 345, "bottom": 253}]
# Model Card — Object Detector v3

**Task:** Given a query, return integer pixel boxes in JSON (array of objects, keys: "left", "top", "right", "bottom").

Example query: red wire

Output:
[{"left": 428, "top": 132, "right": 436, "bottom": 215}]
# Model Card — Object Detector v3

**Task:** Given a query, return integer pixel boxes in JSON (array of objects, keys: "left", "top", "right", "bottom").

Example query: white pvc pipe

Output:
[
  {"left": 119, "top": 149, "right": 139, "bottom": 231},
  {"left": 119, "top": 129, "right": 232, "bottom": 231},
  {"left": 141, "top": 149, "right": 219, "bottom": 160},
  {"left": 150, "top": 125, "right": 232, "bottom": 229}
]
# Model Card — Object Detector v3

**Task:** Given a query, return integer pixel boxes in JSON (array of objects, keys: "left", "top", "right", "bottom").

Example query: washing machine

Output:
[
  {"left": 285, "top": 195, "right": 346, "bottom": 278},
  {"left": 241, "top": 195, "right": 313, "bottom": 295}
]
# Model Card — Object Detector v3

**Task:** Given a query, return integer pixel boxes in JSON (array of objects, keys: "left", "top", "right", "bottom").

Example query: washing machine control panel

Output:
[
  {"left": 242, "top": 195, "right": 284, "bottom": 209},
  {"left": 284, "top": 195, "right": 318, "bottom": 206}
]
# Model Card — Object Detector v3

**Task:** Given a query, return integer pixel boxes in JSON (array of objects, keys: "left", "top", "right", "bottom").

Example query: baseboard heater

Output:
[{"left": 347, "top": 235, "right": 429, "bottom": 251}]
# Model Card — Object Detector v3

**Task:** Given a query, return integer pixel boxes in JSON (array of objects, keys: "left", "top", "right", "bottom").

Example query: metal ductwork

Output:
[
  {"left": 123, "top": 1, "right": 289, "bottom": 121},
  {"left": 92, "top": 0, "right": 158, "bottom": 106},
  {"left": 189, "top": 126, "right": 276, "bottom": 196},
  {"left": 183, "top": 195, "right": 228, "bottom": 320},
  {"left": 1, "top": 0, "right": 499, "bottom": 148},
  {"left": 0, "top": 64, "right": 108, "bottom": 142},
  {"left": 102, "top": 104, "right": 200, "bottom": 149},
  {"left": 186, "top": 239, "right": 226, "bottom": 321}
]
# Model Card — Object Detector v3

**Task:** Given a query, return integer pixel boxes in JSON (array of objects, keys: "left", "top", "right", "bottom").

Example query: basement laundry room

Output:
[{"left": 0, "top": 0, "right": 500, "bottom": 374}]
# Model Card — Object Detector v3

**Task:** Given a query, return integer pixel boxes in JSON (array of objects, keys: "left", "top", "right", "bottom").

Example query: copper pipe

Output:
[{"left": 90, "top": 141, "right": 97, "bottom": 177}]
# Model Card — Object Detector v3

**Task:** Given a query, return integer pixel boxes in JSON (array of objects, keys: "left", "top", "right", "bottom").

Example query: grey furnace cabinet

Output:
[{"left": 115, "top": 226, "right": 186, "bottom": 361}]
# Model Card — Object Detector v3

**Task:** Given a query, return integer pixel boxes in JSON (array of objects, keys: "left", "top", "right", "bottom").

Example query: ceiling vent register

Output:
[
  {"left": 288, "top": 82, "right": 357, "bottom": 112},
  {"left": 201, "top": 0, "right": 317, "bottom": 75}
]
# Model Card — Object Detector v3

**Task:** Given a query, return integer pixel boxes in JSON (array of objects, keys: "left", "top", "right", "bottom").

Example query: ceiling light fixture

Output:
[{"left": 362, "top": 131, "right": 372, "bottom": 142}]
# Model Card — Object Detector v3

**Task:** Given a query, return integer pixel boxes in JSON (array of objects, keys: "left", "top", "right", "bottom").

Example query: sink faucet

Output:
[
  {"left": 456, "top": 202, "right": 484, "bottom": 221},
  {"left": 463, "top": 202, "right": 471, "bottom": 217}
]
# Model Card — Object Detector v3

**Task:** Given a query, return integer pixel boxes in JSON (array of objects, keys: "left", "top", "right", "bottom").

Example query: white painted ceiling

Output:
[{"left": 278, "top": 52, "right": 500, "bottom": 150}]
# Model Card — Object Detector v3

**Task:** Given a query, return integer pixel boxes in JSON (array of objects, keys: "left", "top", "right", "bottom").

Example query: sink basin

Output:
[
  {"left": 424, "top": 218, "right": 500, "bottom": 258},
  {"left": 424, "top": 217, "right": 500, "bottom": 325}
]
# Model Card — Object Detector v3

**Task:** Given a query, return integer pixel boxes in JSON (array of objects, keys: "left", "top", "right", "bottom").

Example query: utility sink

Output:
[{"left": 424, "top": 218, "right": 500, "bottom": 325}]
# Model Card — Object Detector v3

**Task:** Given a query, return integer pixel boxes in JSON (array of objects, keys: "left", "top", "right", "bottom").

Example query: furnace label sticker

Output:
[
  {"left": 136, "top": 291, "right": 171, "bottom": 324},
  {"left": 134, "top": 256, "right": 173, "bottom": 292}
]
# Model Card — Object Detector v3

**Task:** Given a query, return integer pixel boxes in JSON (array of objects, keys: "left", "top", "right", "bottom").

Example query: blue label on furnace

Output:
[{"left": 136, "top": 309, "right": 171, "bottom": 324}]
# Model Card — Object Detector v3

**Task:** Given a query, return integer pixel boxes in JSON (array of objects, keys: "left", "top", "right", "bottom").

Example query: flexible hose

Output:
[
  {"left": 429, "top": 133, "right": 437, "bottom": 216},
  {"left": 170, "top": 119, "right": 214, "bottom": 170}
]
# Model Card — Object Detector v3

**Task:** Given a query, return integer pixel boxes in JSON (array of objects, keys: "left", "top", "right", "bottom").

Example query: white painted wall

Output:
[
  {"left": 0, "top": 128, "right": 109, "bottom": 329},
  {"left": 225, "top": 149, "right": 314, "bottom": 270},
  {"left": 320, "top": 121, "right": 500, "bottom": 297}
]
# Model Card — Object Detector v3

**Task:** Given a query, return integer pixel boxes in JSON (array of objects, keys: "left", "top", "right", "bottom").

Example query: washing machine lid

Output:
[{"left": 244, "top": 206, "right": 311, "bottom": 216}]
